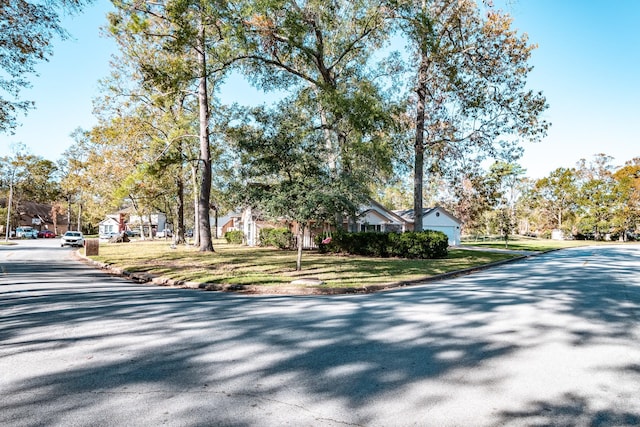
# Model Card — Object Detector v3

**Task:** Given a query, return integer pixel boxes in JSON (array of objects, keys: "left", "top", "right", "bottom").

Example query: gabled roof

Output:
[
  {"left": 99, "top": 215, "right": 120, "bottom": 225},
  {"left": 2, "top": 200, "right": 68, "bottom": 226},
  {"left": 363, "top": 199, "right": 412, "bottom": 225},
  {"left": 393, "top": 207, "right": 462, "bottom": 225}
]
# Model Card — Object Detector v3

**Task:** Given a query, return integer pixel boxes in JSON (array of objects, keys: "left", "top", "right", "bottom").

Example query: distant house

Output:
[
  {"left": 225, "top": 201, "right": 461, "bottom": 249},
  {"left": 1, "top": 199, "right": 69, "bottom": 235},
  {"left": 215, "top": 211, "right": 242, "bottom": 238},
  {"left": 349, "top": 200, "right": 410, "bottom": 233},
  {"left": 217, "top": 208, "right": 280, "bottom": 246},
  {"left": 128, "top": 212, "right": 168, "bottom": 236},
  {"left": 394, "top": 207, "right": 462, "bottom": 246},
  {"left": 98, "top": 215, "right": 121, "bottom": 236}
]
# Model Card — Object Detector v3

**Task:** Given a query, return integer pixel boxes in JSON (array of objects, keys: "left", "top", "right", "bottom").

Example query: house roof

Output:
[
  {"left": 363, "top": 200, "right": 412, "bottom": 225},
  {"left": 1, "top": 200, "right": 69, "bottom": 226},
  {"left": 99, "top": 216, "right": 120, "bottom": 225},
  {"left": 393, "top": 207, "right": 462, "bottom": 225}
]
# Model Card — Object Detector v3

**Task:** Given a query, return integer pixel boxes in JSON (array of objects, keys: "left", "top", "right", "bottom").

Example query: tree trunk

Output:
[
  {"left": 51, "top": 205, "right": 58, "bottom": 236},
  {"left": 67, "top": 198, "right": 71, "bottom": 231},
  {"left": 296, "top": 224, "right": 305, "bottom": 271},
  {"left": 413, "top": 52, "right": 428, "bottom": 232},
  {"left": 192, "top": 164, "right": 199, "bottom": 246},
  {"left": 76, "top": 201, "right": 82, "bottom": 233},
  {"left": 175, "top": 174, "right": 185, "bottom": 244},
  {"left": 318, "top": 97, "right": 345, "bottom": 230},
  {"left": 196, "top": 17, "right": 214, "bottom": 252}
]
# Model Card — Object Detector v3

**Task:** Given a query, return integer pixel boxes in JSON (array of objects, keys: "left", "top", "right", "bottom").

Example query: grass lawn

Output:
[{"left": 88, "top": 239, "right": 521, "bottom": 290}]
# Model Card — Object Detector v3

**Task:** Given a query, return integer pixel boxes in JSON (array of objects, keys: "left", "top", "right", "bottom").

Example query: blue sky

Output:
[{"left": 2, "top": 0, "right": 639, "bottom": 179}]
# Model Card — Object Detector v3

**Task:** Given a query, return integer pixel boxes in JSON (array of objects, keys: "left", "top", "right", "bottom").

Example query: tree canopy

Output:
[
  {"left": 0, "top": 0, "right": 88, "bottom": 134},
  {"left": 9, "top": 1, "right": 640, "bottom": 246}
]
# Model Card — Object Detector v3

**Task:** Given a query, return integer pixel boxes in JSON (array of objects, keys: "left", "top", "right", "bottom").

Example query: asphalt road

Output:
[{"left": 1, "top": 239, "right": 640, "bottom": 426}]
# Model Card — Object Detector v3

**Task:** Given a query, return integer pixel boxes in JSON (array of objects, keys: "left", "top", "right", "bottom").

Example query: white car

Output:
[
  {"left": 99, "top": 231, "right": 118, "bottom": 240},
  {"left": 156, "top": 229, "right": 172, "bottom": 238},
  {"left": 61, "top": 231, "right": 85, "bottom": 247}
]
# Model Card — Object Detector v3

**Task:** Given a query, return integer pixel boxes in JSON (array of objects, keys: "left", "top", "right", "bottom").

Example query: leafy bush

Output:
[
  {"left": 259, "top": 227, "right": 294, "bottom": 249},
  {"left": 389, "top": 230, "right": 448, "bottom": 259},
  {"left": 224, "top": 230, "right": 244, "bottom": 244},
  {"left": 317, "top": 230, "right": 448, "bottom": 259}
]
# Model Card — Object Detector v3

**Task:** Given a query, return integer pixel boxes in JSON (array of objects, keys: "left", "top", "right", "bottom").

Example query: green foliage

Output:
[
  {"left": 227, "top": 98, "right": 367, "bottom": 227},
  {"left": 224, "top": 230, "right": 244, "bottom": 244},
  {"left": 574, "top": 154, "right": 619, "bottom": 239},
  {"left": 318, "top": 230, "right": 448, "bottom": 259},
  {"left": 0, "top": 0, "right": 86, "bottom": 134},
  {"left": 389, "top": 230, "right": 449, "bottom": 259},
  {"left": 259, "top": 227, "right": 294, "bottom": 249},
  {"left": 0, "top": 147, "right": 60, "bottom": 204}
]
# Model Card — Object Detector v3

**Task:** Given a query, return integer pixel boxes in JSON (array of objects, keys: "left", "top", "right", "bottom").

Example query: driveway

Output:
[{"left": 1, "top": 240, "right": 639, "bottom": 426}]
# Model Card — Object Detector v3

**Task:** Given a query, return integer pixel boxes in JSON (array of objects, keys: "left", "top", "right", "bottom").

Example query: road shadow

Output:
[{"left": 1, "top": 245, "right": 639, "bottom": 425}]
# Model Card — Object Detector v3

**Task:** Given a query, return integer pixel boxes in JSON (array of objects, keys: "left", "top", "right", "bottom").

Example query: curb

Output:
[{"left": 73, "top": 248, "right": 553, "bottom": 296}]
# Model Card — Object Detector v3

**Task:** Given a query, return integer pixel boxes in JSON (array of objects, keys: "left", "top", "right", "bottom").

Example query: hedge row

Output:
[
  {"left": 317, "top": 230, "right": 448, "bottom": 259},
  {"left": 259, "top": 227, "right": 294, "bottom": 249}
]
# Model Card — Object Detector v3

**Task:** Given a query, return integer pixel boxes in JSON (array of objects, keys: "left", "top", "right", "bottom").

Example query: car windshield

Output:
[{"left": 65, "top": 232, "right": 82, "bottom": 237}]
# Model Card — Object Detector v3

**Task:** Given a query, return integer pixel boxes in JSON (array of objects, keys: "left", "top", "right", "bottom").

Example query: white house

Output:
[
  {"left": 227, "top": 202, "right": 461, "bottom": 248},
  {"left": 128, "top": 212, "right": 168, "bottom": 236},
  {"left": 351, "top": 200, "right": 410, "bottom": 233},
  {"left": 215, "top": 211, "right": 243, "bottom": 238},
  {"left": 394, "top": 207, "right": 462, "bottom": 246},
  {"left": 98, "top": 215, "right": 121, "bottom": 236}
]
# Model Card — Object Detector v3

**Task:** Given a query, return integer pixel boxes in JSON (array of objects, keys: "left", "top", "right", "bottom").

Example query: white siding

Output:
[{"left": 423, "top": 208, "right": 461, "bottom": 246}]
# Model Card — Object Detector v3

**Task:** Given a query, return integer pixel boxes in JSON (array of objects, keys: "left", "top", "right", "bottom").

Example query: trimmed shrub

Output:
[
  {"left": 317, "top": 230, "right": 448, "bottom": 259},
  {"left": 259, "top": 227, "right": 294, "bottom": 249},
  {"left": 224, "top": 230, "right": 244, "bottom": 244},
  {"left": 389, "top": 230, "right": 448, "bottom": 259}
]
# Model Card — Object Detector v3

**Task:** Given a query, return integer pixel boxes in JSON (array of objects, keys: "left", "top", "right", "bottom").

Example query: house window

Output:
[
  {"left": 386, "top": 224, "right": 402, "bottom": 233},
  {"left": 360, "top": 224, "right": 381, "bottom": 232}
]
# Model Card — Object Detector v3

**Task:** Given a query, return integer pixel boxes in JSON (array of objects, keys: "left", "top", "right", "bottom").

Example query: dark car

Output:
[{"left": 38, "top": 230, "right": 56, "bottom": 238}]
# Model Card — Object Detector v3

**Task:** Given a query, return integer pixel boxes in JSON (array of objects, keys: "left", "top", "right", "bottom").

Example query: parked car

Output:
[
  {"left": 16, "top": 226, "right": 38, "bottom": 239},
  {"left": 61, "top": 231, "right": 85, "bottom": 247},
  {"left": 156, "top": 229, "right": 173, "bottom": 238},
  {"left": 38, "top": 230, "right": 56, "bottom": 238},
  {"left": 99, "top": 231, "right": 118, "bottom": 240}
]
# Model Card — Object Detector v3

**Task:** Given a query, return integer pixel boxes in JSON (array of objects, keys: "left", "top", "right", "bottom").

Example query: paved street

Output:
[{"left": 1, "top": 239, "right": 640, "bottom": 426}]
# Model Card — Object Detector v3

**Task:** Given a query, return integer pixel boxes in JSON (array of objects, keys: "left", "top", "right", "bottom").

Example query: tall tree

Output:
[
  {"left": 96, "top": 56, "right": 202, "bottom": 244},
  {"left": 228, "top": 99, "right": 361, "bottom": 270},
  {"left": 391, "top": 0, "right": 549, "bottom": 231},
  {"left": 0, "top": 0, "right": 87, "bottom": 133},
  {"left": 237, "top": 0, "right": 398, "bottom": 223},
  {"left": 0, "top": 144, "right": 30, "bottom": 236},
  {"left": 486, "top": 161, "right": 525, "bottom": 246},
  {"left": 575, "top": 154, "right": 619, "bottom": 239},
  {"left": 612, "top": 159, "right": 640, "bottom": 240},
  {"left": 1, "top": 144, "right": 60, "bottom": 226},
  {"left": 531, "top": 167, "right": 578, "bottom": 234},
  {"left": 109, "top": 0, "right": 234, "bottom": 251}
]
